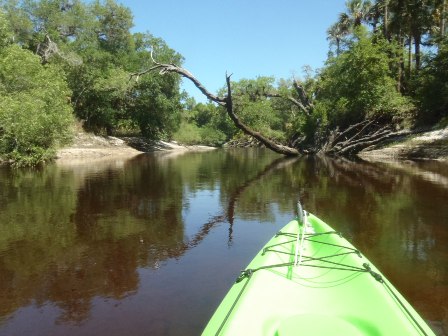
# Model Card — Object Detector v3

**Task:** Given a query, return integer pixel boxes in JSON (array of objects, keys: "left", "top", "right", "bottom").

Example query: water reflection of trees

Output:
[
  {"left": 304, "top": 156, "right": 448, "bottom": 325},
  {"left": 0, "top": 149, "right": 288, "bottom": 324},
  {"left": 0, "top": 152, "right": 446, "bottom": 329}
]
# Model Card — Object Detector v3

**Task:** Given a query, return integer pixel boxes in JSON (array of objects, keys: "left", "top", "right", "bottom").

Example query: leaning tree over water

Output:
[{"left": 132, "top": 42, "right": 412, "bottom": 157}]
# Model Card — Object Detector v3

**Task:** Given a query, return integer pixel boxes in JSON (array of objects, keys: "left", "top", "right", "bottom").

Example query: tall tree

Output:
[
  {"left": 91, "top": 0, "right": 133, "bottom": 54},
  {"left": 406, "top": 0, "right": 431, "bottom": 71},
  {"left": 441, "top": 0, "right": 447, "bottom": 37},
  {"left": 346, "top": 0, "right": 373, "bottom": 27},
  {"left": 415, "top": 39, "right": 448, "bottom": 123},
  {"left": 329, "top": 0, "right": 373, "bottom": 54},
  {"left": 0, "top": 0, "right": 33, "bottom": 44},
  {"left": 318, "top": 27, "right": 413, "bottom": 128},
  {"left": 327, "top": 22, "right": 345, "bottom": 56}
]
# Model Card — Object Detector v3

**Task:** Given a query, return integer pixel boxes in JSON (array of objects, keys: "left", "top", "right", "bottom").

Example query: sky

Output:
[{"left": 118, "top": 0, "right": 347, "bottom": 102}]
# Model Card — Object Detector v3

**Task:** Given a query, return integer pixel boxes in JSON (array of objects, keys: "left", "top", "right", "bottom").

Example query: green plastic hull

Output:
[{"left": 202, "top": 214, "right": 435, "bottom": 336}]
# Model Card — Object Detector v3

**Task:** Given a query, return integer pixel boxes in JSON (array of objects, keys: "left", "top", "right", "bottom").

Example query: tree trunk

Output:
[
  {"left": 384, "top": 0, "right": 389, "bottom": 40},
  {"left": 441, "top": 0, "right": 446, "bottom": 38},
  {"left": 397, "top": 34, "right": 405, "bottom": 93},
  {"left": 408, "top": 36, "right": 413, "bottom": 79},
  {"left": 399, "top": 36, "right": 406, "bottom": 92},
  {"left": 414, "top": 31, "right": 421, "bottom": 71}
]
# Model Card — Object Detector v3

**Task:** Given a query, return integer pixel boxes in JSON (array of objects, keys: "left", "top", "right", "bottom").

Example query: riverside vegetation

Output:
[{"left": 0, "top": 0, "right": 447, "bottom": 166}]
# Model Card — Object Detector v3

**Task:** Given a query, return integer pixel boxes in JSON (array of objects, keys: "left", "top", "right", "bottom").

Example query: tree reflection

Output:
[
  {"left": 300, "top": 156, "right": 448, "bottom": 326},
  {"left": 0, "top": 152, "right": 446, "bottom": 331},
  {"left": 0, "top": 150, "right": 286, "bottom": 324}
]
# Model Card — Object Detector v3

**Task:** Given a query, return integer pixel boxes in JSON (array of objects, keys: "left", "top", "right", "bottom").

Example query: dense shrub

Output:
[
  {"left": 0, "top": 45, "right": 74, "bottom": 166},
  {"left": 172, "top": 121, "right": 202, "bottom": 145},
  {"left": 200, "top": 127, "right": 226, "bottom": 146}
]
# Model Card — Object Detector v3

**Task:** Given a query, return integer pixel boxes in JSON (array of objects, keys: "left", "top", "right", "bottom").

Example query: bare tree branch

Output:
[
  {"left": 329, "top": 119, "right": 371, "bottom": 147},
  {"left": 337, "top": 130, "right": 411, "bottom": 155},
  {"left": 319, "top": 116, "right": 415, "bottom": 156},
  {"left": 36, "top": 31, "right": 82, "bottom": 65},
  {"left": 263, "top": 92, "right": 311, "bottom": 115},
  {"left": 134, "top": 52, "right": 417, "bottom": 158},
  {"left": 293, "top": 80, "right": 314, "bottom": 110},
  {"left": 136, "top": 53, "right": 302, "bottom": 156},
  {"left": 130, "top": 51, "right": 226, "bottom": 105}
]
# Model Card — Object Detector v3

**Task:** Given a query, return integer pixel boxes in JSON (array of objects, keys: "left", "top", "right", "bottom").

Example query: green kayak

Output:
[{"left": 202, "top": 206, "right": 435, "bottom": 336}]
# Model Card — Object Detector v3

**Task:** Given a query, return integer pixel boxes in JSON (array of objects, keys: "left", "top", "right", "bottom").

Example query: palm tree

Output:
[
  {"left": 332, "top": 0, "right": 373, "bottom": 38},
  {"left": 364, "top": 0, "right": 382, "bottom": 32},
  {"left": 406, "top": 0, "right": 433, "bottom": 71},
  {"left": 327, "top": 22, "right": 346, "bottom": 55},
  {"left": 345, "top": 0, "right": 373, "bottom": 27},
  {"left": 327, "top": 1, "right": 373, "bottom": 57}
]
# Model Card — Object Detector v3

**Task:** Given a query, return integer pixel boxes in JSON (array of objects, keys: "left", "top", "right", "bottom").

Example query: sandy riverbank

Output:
[
  {"left": 358, "top": 127, "right": 448, "bottom": 162},
  {"left": 55, "top": 132, "right": 216, "bottom": 165},
  {"left": 55, "top": 127, "right": 448, "bottom": 165}
]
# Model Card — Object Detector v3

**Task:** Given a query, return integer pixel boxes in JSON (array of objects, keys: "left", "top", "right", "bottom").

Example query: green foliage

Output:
[
  {"left": 1, "top": 0, "right": 184, "bottom": 142},
  {"left": 292, "top": 101, "right": 329, "bottom": 146},
  {"left": 415, "top": 39, "right": 448, "bottom": 124},
  {"left": 172, "top": 121, "right": 201, "bottom": 145},
  {"left": 221, "top": 77, "right": 288, "bottom": 143},
  {"left": 0, "top": 44, "right": 74, "bottom": 166},
  {"left": 317, "top": 28, "right": 414, "bottom": 128},
  {"left": 0, "top": 0, "right": 33, "bottom": 47},
  {"left": 200, "top": 126, "right": 226, "bottom": 146},
  {"left": 0, "top": 9, "right": 12, "bottom": 47},
  {"left": 63, "top": 13, "right": 183, "bottom": 137},
  {"left": 211, "top": 105, "right": 237, "bottom": 140},
  {"left": 189, "top": 102, "right": 215, "bottom": 127},
  {"left": 132, "top": 34, "right": 184, "bottom": 138},
  {"left": 131, "top": 75, "right": 182, "bottom": 139},
  {"left": 173, "top": 99, "right": 230, "bottom": 146},
  {"left": 91, "top": 0, "right": 133, "bottom": 53},
  {"left": 70, "top": 65, "right": 129, "bottom": 134},
  {"left": 175, "top": 101, "right": 235, "bottom": 146}
]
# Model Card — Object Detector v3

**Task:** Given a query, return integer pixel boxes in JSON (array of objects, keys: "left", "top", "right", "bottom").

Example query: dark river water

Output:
[{"left": 0, "top": 149, "right": 447, "bottom": 336}]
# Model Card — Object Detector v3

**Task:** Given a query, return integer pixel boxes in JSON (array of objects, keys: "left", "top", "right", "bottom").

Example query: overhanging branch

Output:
[
  {"left": 130, "top": 51, "right": 226, "bottom": 105},
  {"left": 134, "top": 53, "right": 302, "bottom": 156}
]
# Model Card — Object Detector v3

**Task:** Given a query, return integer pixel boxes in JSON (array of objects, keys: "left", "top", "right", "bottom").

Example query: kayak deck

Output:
[{"left": 202, "top": 214, "right": 435, "bottom": 336}]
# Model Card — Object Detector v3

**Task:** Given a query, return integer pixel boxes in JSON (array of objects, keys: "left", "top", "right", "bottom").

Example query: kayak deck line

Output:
[
  {"left": 217, "top": 228, "right": 375, "bottom": 335},
  {"left": 203, "top": 212, "right": 436, "bottom": 336},
  {"left": 241, "top": 232, "right": 367, "bottom": 281},
  {"left": 361, "top": 262, "right": 432, "bottom": 336}
]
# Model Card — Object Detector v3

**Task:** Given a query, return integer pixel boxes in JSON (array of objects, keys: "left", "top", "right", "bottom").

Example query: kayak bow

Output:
[{"left": 202, "top": 207, "right": 435, "bottom": 336}]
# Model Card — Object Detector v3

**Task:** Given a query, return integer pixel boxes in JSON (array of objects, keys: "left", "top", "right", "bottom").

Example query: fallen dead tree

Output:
[
  {"left": 131, "top": 53, "right": 414, "bottom": 157},
  {"left": 319, "top": 119, "right": 412, "bottom": 156}
]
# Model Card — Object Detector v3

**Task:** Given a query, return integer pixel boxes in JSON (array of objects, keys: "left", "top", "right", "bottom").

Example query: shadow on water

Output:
[{"left": 0, "top": 150, "right": 446, "bottom": 335}]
